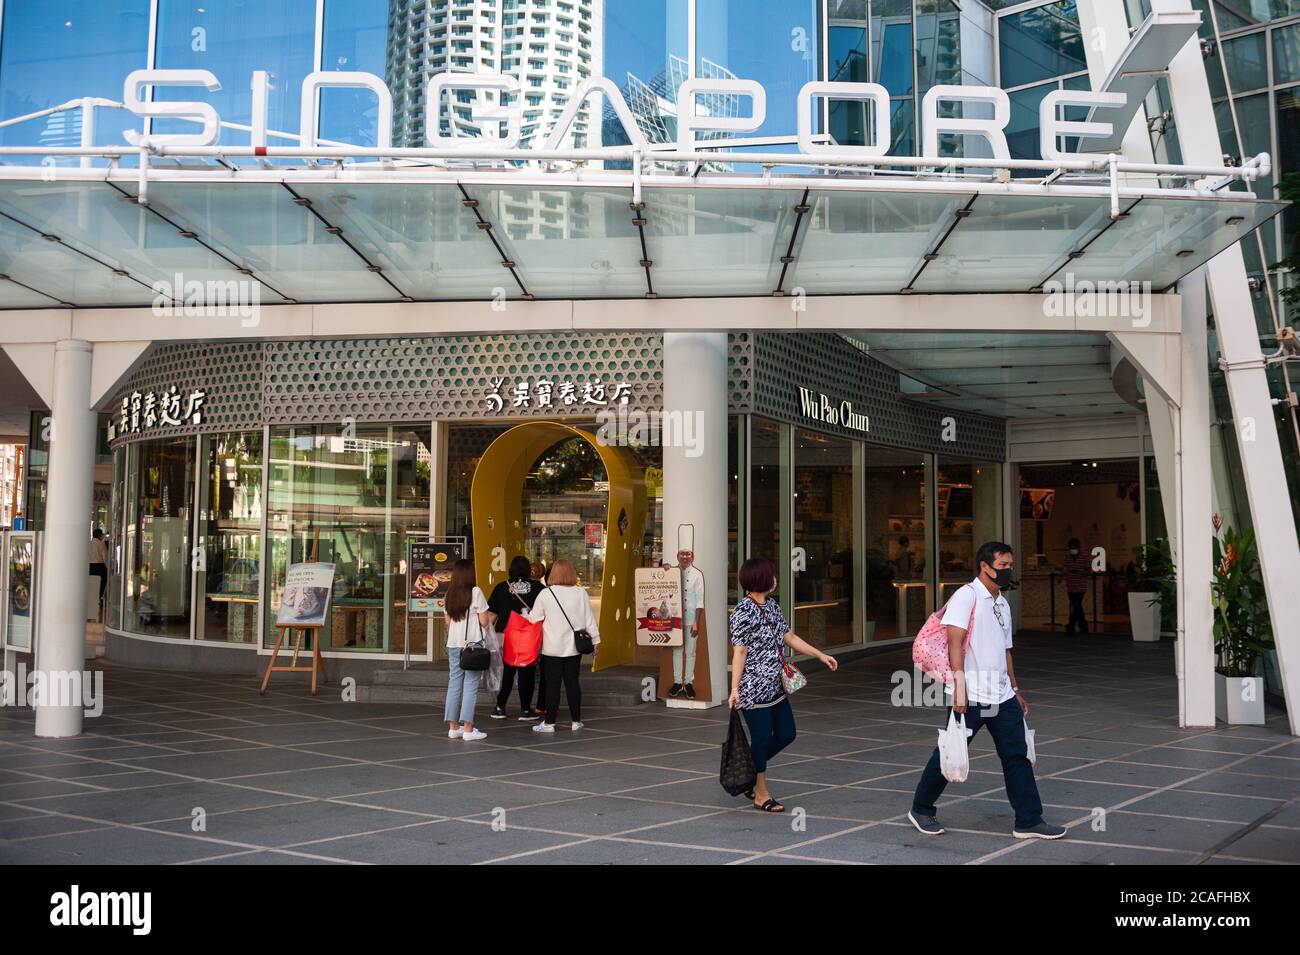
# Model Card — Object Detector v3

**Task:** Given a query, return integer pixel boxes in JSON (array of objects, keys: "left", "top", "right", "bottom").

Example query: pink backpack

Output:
[{"left": 911, "top": 584, "right": 977, "bottom": 684}]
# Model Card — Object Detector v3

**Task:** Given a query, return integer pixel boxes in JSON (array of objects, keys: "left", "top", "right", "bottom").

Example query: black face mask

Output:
[{"left": 985, "top": 565, "right": 1016, "bottom": 590}]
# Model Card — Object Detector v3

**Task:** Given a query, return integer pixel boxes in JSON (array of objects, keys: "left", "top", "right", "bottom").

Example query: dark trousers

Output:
[
  {"left": 496, "top": 661, "right": 536, "bottom": 713},
  {"left": 911, "top": 695, "right": 1044, "bottom": 830},
  {"left": 1066, "top": 591, "right": 1088, "bottom": 633},
  {"left": 89, "top": 563, "right": 108, "bottom": 605},
  {"left": 541, "top": 654, "right": 581, "bottom": 723},
  {"left": 741, "top": 698, "right": 797, "bottom": 774}
]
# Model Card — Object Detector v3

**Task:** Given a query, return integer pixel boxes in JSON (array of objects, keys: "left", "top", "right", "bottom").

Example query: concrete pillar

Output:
[
  {"left": 661, "top": 333, "right": 729, "bottom": 706},
  {"left": 34, "top": 340, "right": 97, "bottom": 738},
  {"left": 1176, "top": 270, "right": 1215, "bottom": 728}
]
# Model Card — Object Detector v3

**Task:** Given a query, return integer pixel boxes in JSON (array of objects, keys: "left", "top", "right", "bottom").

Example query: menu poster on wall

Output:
[
  {"left": 408, "top": 541, "right": 464, "bottom": 614},
  {"left": 276, "top": 562, "right": 336, "bottom": 629},
  {"left": 633, "top": 567, "right": 683, "bottom": 647}
]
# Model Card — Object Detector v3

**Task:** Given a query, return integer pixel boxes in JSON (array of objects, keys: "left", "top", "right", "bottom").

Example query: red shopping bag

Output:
[{"left": 502, "top": 612, "right": 543, "bottom": 667}]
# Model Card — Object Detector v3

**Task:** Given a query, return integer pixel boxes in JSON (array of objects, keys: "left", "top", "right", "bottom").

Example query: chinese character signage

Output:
[
  {"left": 118, "top": 386, "right": 207, "bottom": 435},
  {"left": 408, "top": 540, "right": 464, "bottom": 614},
  {"left": 483, "top": 377, "right": 632, "bottom": 413}
]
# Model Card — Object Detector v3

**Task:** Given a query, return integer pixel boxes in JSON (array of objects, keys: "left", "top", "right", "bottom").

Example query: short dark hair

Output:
[
  {"left": 975, "top": 541, "right": 1013, "bottom": 572},
  {"left": 1067, "top": 538, "right": 1081, "bottom": 549},
  {"left": 738, "top": 558, "right": 777, "bottom": 594},
  {"left": 509, "top": 555, "right": 532, "bottom": 579}
]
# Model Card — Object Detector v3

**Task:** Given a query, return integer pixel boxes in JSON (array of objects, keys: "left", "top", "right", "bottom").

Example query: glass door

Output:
[
  {"left": 195, "top": 432, "right": 264, "bottom": 643},
  {"left": 122, "top": 436, "right": 196, "bottom": 638}
]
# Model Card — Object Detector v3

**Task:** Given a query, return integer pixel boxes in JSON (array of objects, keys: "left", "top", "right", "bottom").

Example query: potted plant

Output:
[
  {"left": 1212, "top": 525, "right": 1273, "bottom": 725},
  {"left": 1129, "top": 538, "right": 1174, "bottom": 642}
]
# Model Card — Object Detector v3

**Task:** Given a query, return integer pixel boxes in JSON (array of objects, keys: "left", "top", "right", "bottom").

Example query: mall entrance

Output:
[{"left": 1015, "top": 458, "right": 1154, "bottom": 636}]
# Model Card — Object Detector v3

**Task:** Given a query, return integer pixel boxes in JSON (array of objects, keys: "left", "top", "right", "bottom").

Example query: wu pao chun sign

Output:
[{"left": 634, "top": 567, "right": 683, "bottom": 647}]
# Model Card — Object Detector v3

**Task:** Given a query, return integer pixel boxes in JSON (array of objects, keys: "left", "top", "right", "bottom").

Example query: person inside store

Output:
[
  {"left": 663, "top": 547, "right": 704, "bottom": 699},
  {"left": 526, "top": 558, "right": 599, "bottom": 733},
  {"left": 1062, "top": 537, "right": 1090, "bottom": 635},
  {"left": 443, "top": 559, "right": 493, "bottom": 742},
  {"left": 728, "top": 557, "right": 839, "bottom": 813},
  {"left": 908, "top": 541, "right": 1067, "bottom": 840},
  {"left": 486, "top": 554, "right": 544, "bottom": 721},
  {"left": 89, "top": 527, "right": 109, "bottom": 617}
]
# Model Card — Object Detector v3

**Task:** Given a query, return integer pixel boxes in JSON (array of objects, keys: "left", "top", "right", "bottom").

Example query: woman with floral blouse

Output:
[{"left": 728, "top": 557, "right": 838, "bottom": 812}]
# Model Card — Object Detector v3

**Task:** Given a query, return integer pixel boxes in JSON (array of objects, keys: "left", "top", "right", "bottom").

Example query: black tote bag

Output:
[{"left": 719, "top": 709, "right": 758, "bottom": 796}]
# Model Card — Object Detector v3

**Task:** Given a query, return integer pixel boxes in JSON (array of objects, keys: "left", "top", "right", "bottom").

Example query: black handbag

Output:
[
  {"left": 720, "top": 709, "right": 757, "bottom": 796},
  {"left": 459, "top": 613, "right": 490, "bottom": 671},
  {"left": 547, "top": 587, "right": 595, "bottom": 656}
]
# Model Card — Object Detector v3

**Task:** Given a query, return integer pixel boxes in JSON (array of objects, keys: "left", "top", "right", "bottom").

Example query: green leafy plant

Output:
[
  {"left": 1132, "top": 538, "right": 1177, "bottom": 631},
  {"left": 1211, "top": 526, "right": 1274, "bottom": 679}
]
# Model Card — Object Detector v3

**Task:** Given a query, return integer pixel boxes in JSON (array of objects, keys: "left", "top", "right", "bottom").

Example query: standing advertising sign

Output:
[
  {"left": 261, "top": 561, "right": 336, "bottom": 696},
  {"left": 408, "top": 540, "right": 464, "bottom": 615},
  {"left": 634, "top": 566, "right": 683, "bottom": 647},
  {"left": 4, "top": 531, "right": 38, "bottom": 653}
]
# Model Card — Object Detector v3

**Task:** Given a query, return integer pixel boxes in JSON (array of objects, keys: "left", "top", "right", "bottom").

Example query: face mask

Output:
[
  {"left": 1068, "top": 548, "right": 1079, "bottom": 556},
  {"left": 986, "top": 566, "right": 1015, "bottom": 589}
]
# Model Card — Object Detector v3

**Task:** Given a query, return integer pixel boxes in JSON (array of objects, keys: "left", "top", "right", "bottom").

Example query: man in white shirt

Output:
[
  {"left": 908, "top": 541, "right": 1066, "bottom": 840},
  {"left": 666, "top": 549, "right": 705, "bottom": 700}
]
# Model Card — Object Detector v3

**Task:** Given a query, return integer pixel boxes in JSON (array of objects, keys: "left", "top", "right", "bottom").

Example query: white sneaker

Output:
[
  {"left": 532, "top": 722, "right": 555, "bottom": 733},
  {"left": 571, "top": 721, "right": 584, "bottom": 731},
  {"left": 461, "top": 728, "right": 487, "bottom": 741},
  {"left": 447, "top": 727, "right": 463, "bottom": 739}
]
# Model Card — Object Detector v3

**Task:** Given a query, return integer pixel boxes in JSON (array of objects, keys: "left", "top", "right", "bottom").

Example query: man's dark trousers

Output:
[{"left": 911, "top": 694, "right": 1044, "bottom": 830}]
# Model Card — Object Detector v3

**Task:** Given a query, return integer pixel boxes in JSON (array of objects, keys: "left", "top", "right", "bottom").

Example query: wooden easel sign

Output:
[{"left": 261, "top": 561, "right": 336, "bottom": 696}]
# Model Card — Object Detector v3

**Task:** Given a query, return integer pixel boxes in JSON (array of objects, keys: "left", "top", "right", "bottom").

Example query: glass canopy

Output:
[{"left": 0, "top": 178, "right": 1284, "bottom": 307}]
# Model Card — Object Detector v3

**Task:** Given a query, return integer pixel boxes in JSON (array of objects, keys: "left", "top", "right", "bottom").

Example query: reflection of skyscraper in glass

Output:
[
  {"left": 385, "top": 0, "right": 605, "bottom": 149},
  {"left": 603, "top": 54, "right": 740, "bottom": 150}
]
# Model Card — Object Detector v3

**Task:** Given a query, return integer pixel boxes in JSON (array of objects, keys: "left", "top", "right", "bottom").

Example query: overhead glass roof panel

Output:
[
  {"left": 640, "top": 186, "right": 802, "bottom": 296},
  {"left": 0, "top": 180, "right": 285, "bottom": 304},
  {"left": 914, "top": 194, "right": 1113, "bottom": 292},
  {"left": 1052, "top": 195, "right": 1286, "bottom": 290},
  {"left": 0, "top": 214, "right": 154, "bottom": 306},
  {"left": 0, "top": 279, "right": 60, "bottom": 308},
  {"left": 135, "top": 181, "right": 397, "bottom": 302},
  {"left": 292, "top": 181, "right": 504, "bottom": 300},
  {"left": 472, "top": 186, "right": 649, "bottom": 299},
  {"left": 788, "top": 190, "right": 962, "bottom": 294}
]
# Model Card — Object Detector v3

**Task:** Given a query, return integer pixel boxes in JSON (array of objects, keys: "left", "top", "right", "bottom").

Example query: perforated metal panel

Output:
[
  {"left": 752, "top": 333, "right": 1006, "bottom": 459},
  {"left": 108, "top": 341, "right": 263, "bottom": 444},
  {"left": 727, "top": 332, "right": 754, "bottom": 413},
  {"left": 264, "top": 333, "right": 664, "bottom": 424}
]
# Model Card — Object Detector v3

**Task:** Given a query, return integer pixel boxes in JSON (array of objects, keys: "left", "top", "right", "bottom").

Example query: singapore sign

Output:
[{"left": 119, "top": 69, "right": 1128, "bottom": 164}]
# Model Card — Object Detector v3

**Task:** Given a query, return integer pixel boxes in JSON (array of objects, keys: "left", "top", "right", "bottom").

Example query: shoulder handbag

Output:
[
  {"left": 758, "top": 599, "right": 804, "bottom": 695},
  {"left": 547, "top": 587, "right": 595, "bottom": 656},
  {"left": 459, "top": 611, "right": 491, "bottom": 671},
  {"left": 502, "top": 587, "right": 544, "bottom": 667}
]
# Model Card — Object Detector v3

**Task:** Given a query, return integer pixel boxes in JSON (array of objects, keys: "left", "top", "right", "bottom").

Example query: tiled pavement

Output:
[{"left": 1, "top": 633, "right": 1297, "bottom": 865}]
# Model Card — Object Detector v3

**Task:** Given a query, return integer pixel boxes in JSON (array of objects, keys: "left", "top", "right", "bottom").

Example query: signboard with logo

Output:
[
  {"left": 408, "top": 540, "right": 464, "bottom": 615},
  {"left": 275, "top": 562, "right": 336, "bottom": 630},
  {"left": 633, "top": 566, "right": 683, "bottom": 647}
]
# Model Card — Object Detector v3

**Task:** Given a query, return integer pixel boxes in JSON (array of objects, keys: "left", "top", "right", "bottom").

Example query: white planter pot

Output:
[
  {"left": 1128, "top": 592, "right": 1161, "bottom": 641},
  {"left": 1215, "top": 673, "right": 1266, "bottom": 725}
]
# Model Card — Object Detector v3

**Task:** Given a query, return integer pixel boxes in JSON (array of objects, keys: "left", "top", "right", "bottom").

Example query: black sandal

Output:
[
  {"left": 755, "top": 798, "right": 784, "bottom": 813},
  {"left": 742, "top": 788, "right": 755, "bottom": 800}
]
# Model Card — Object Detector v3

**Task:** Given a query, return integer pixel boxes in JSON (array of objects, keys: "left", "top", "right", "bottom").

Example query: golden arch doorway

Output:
[{"left": 470, "top": 422, "right": 646, "bottom": 671}]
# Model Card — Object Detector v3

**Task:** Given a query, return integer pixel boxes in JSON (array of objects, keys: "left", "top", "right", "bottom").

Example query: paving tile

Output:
[{"left": 305, "top": 819, "right": 576, "bottom": 864}]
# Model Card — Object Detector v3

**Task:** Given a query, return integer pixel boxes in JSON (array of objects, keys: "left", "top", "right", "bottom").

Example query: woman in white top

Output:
[
  {"left": 526, "top": 559, "right": 600, "bottom": 733},
  {"left": 443, "top": 559, "right": 492, "bottom": 741}
]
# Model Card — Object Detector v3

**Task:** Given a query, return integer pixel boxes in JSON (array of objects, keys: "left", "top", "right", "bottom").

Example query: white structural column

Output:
[
  {"left": 34, "top": 340, "right": 97, "bottom": 738},
  {"left": 1158, "top": 0, "right": 1300, "bottom": 733},
  {"left": 661, "top": 333, "right": 729, "bottom": 706}
]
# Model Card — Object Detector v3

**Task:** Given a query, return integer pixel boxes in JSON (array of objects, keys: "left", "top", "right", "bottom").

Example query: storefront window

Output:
[
  {"left": 793, "top": 429, "right": 859, "bottom": 650},
  {"left": 266, "top": 424, "right": 431, "bottom": 654},
  {"left": 748, "top": 420, "right": 788, "bottom": 582},
  {"left": 123, "top": 436, "right": 197, "bottom": 638},
  {"left": 937, "top": 456, "right": 1003, "bottom": 602},
  {"left": 863, "top": 447, "right": 931, "bottom": 641},
  {"left": 106, "top": 446, "right": 125, "bottom": 630},
  {"left": 196, "top": 432, "right": 263, "bottom": 643}
]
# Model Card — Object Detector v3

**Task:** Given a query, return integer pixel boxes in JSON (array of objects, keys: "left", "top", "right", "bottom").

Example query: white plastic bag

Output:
[
  {"left": 484, "top": 628, "right": 504, "bottom": 695},
  {"left": 1024, "top": 719, "right": 1036, "bottom": 767},
  {"left": 938, "top": 711, "right": 972, "bottom": 783}
]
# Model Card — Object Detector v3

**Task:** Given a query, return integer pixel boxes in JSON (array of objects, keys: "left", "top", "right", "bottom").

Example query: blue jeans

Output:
[
  {"left": 911, "top": 694, "right": 1044, "bottom": 830},
  {"left": 741, "top": 698, "right": 796, "bottom": 774},
  {"left": 444, "top": 647, "right": 481, "bottom": 724}
]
